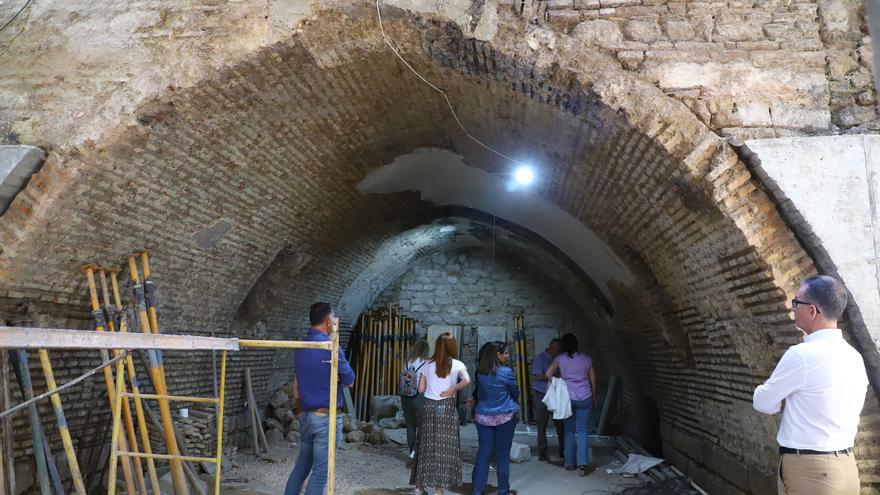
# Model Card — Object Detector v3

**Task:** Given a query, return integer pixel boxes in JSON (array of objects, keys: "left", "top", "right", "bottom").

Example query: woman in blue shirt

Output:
[{"left": 471, "top": 341, "right": 519, "bottom": 495}]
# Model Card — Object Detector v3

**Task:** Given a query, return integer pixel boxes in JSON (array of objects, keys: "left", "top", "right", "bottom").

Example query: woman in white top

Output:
[
  {"left": 400, "top": 340, "right": 431, "bottom": 456},
  {"left": 410, "top": 333, "right": 470, "bottom": 495}
]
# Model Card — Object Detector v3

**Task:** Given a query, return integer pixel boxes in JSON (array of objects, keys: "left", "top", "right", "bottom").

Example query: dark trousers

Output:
[
  {"left": 400, "top": 394, "right": 424, "bottom": 453},
  {"left": 533, "top": 391, "right": 565, "bottom": 458}
]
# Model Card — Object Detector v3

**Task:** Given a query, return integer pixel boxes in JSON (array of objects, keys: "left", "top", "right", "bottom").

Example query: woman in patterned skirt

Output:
[{"left": 410, "top": 332, "right": 471, "bottom": 495}]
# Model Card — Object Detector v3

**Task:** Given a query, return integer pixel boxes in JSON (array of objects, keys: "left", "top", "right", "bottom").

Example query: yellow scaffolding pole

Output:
[
  {"left": 127, "top": 254, "right": 189, "bottom": 495},
  {"left": 37, "top": 350, "right": 86, "bottom": 495},
  {"left": 0, "top": 323, "right": 342, "bottom": 495},
  {"left": 81, "top": 265, "right": 141, "bottom": 495}
]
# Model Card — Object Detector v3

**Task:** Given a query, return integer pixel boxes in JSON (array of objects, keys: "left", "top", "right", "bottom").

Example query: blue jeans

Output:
[
  {"left": 563, "top": 398, "right": 591, "bottom": 467},
  {"left": 285, "top": 412, "right": 343, "bottom": 495},
  {"left": 472, "top": 415, "right": 517, "bottom": 495}
]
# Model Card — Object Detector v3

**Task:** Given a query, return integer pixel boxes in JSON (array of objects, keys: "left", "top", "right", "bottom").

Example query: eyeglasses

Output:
[{"left": 791, "top": 298, "right": 821, "bottom": 313}]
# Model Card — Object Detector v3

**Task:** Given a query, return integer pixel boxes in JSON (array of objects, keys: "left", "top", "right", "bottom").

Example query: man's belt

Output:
[
  {"left": 779, "top": 446, "right": 853, "bottom": 455},
  {"left": 303, "top": 407, "right": 342, "bottom": 416}
]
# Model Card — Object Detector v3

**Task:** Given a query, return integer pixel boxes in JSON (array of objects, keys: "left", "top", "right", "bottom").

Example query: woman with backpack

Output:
[
  {"left": 545, "top": 333, "right": 597, "bottom": 477},
  {"left": 400, "top": 339, "right": 431, "bottom": 457},
  {"left": 410, "top": 332, "right": 470, "bottom": 495},
  {"left": 471, "top": 341, "right": 519, "bottom": 495}
]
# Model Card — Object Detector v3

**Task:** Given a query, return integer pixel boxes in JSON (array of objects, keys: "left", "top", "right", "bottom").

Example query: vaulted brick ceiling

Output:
[{"left": 0, "top": 6, "right": 870, "bottom": 489}]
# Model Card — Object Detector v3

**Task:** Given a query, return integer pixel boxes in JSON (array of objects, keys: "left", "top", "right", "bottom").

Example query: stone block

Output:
[
  {"left": 269, "top": 389, "right": 289, "bottom": 408},
  {"left": 510, "top": 441, "right": 531, "bottom": 462},
  {"left": 368, "top": 427, "right": 387, "bottom": 444},
  {"left": 370, "top": 395, "right": 401, "bottom": 421},
  {"left": 663, "top": 20, "right": 695, "bottom": 41},
  {"left": 770, "top": 102, "right": 831, "bottom": 129},
  {"left": 827, "top": 51, "right": 860, "bottom": 79},
  {"left": 762, "top": 22, "right": 803, "bottom": 41},
  {"left": 849, "top": 70, "right": 874, "bottom": 91},
  {"left": 266, "top": 417, "right": 284, "bottom": 432},
  {"left": 714, "top": 21, "right": 764, "bottom": 41},
  {"left": 818, "top": 0, "right": 861, "bottom": 42},
  {"left": 736, "top": 101, "right": 772, "bottom": 127},
  {"left": 273, "top": 406, "right": 290, "bottom": 422},
  {"left": 573, "top": 19, "right": 623, "bottom": 48},
  {"left": 833, "top": 106, "right": 877, "bottom": 127},
  {"left": 616, "top": 50, "right": 645, "bottom": 70},
  {"left": 623, "top": 19, "right": 662, "bottom": 42}
]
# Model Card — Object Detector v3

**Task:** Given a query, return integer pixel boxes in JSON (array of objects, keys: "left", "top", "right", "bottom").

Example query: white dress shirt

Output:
[{"left": 753, "top": 329, "right": 868, "bottom": 450}]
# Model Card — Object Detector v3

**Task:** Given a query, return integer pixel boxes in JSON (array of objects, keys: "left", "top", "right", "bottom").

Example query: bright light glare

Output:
[{"left": 514, "top": 166, "right": 535, "bottom": 186}]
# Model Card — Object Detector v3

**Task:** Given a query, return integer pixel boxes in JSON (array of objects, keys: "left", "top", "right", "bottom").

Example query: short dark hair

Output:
[
  {"left": 561, "top": 333, "right": 579, "bottom": 358},
  {"left": 801, "top": 275, "right": 848, "bottom": 320},
  {"left": 309, "top": 302, "right": 334, "bottom": 326},
  {"left": 547, "top": 338, "right": 560, "bottom": 348}
]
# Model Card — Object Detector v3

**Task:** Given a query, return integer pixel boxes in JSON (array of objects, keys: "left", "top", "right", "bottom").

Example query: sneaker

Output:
[
  {"left": 564, "top": 465, "right": 576, "bottom": 471},
  {"left": 538, "top": 455, "right": 549, "bottom": 462},
  {"left": 578, "top": 465, "right": 593, "bottom": 477}
]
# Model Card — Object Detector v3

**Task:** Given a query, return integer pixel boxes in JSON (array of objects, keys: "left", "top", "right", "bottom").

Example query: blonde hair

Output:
[{"left": 406, "top": 339, "right": 430, "bottom": 364}]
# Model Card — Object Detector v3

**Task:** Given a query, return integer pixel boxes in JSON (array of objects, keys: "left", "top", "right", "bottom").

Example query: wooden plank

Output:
[
  {"left": 0, "top": 327, "right": 240, "bottom": 351},
  {"left": 239, "top": 339, "right": 331, "bottom": 350}
]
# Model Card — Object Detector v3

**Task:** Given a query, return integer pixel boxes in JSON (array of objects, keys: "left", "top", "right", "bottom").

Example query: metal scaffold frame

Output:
[{"left": 0, "top": 327, "right": 341, "bottom": 495}]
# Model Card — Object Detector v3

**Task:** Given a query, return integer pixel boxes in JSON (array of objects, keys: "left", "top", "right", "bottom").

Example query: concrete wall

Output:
[{"left": 747, "top": 135, "right": 880, "bottom": 346}]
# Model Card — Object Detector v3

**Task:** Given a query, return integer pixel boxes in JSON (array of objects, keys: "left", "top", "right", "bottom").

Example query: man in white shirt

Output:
[{"left": 753, "top": 275, "right": 869, "bottom": 494}]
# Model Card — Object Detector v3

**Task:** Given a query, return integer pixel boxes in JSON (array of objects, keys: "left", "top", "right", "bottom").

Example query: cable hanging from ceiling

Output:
[{"left": 375, "top": 0, "right": 529, "bottom": 169}]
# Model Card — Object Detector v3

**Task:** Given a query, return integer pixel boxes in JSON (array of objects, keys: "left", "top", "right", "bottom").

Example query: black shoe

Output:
[
  {"left": 565, "top": 465, "right": 576, "bottom": 471},
  {"left": 578, "top": 465, "right": 593, "bottom": 477},
  {"left": 538, "top": 455, "right": 549, "bottom": 462}
]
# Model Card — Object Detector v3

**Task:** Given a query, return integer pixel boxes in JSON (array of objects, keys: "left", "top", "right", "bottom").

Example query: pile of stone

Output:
[
  {"left": 262, "top": 386, "right": 392, "bottom": 447},
  {"left": 265, "top": 386, "right": 301, "bottom": 446},
  {"left": 179, "top": 406, "right": 216, "bottom": 454},
  {"left": 342, "top": 414, "right": 388, "bottom": 446}
]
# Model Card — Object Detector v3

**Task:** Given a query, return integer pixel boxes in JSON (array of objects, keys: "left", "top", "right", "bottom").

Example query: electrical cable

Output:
[
  {"left": 376, "top": 0, "right": 528, "bottom": 168},
  {"left": 0, "top": 0, "right": 32, "bottom": 34}
]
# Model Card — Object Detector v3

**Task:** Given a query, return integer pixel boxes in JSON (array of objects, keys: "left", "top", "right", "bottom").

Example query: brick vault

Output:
[{"left": 1, "top": 2, "right": 878, "bottom": 493}]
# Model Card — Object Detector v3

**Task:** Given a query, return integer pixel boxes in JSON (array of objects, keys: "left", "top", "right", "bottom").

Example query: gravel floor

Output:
[
  {"left": 220, "top": 425, "right": 640, "bottom": 495},
  {"left": 222, "top": 440, "right": 416, "bottom": 495}
]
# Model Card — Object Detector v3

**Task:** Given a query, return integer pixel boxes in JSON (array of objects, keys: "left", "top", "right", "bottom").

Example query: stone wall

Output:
[
  {"left": 372, "top": 247, "right": 597, "bottom": 396},
  {"left": 522, "top": 0, "right": 877, "bottom": 137},
  {"left": 1, "top": 0, "right": 875, "bottom": 149}
]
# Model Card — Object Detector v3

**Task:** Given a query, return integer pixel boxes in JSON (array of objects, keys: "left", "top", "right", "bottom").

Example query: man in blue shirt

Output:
[
  {"left": 285, "top": 302, "right": 356, "bottom": 495},
  {"left": 531, "top": 338, "right": 564, "bottom": 462}
]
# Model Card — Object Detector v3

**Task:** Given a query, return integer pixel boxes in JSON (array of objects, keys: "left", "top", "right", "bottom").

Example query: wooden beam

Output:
[{"left": 0, "top": 327, "right": 240, "bottom": 351}]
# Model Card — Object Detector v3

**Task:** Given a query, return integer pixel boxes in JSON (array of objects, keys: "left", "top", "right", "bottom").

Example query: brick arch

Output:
[{"left": 0, "top": 5, "right": 877, "bottom": 492}]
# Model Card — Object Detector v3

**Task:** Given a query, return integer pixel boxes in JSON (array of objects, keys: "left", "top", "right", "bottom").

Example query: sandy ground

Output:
[{"left": 221, "top": 424, "right": 645, "bottom": 495}]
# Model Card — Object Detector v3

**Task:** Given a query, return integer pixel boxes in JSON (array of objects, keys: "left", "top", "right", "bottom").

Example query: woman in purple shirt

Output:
[{"left": 545, "top": 333, "right": 597, "bottom": 476}]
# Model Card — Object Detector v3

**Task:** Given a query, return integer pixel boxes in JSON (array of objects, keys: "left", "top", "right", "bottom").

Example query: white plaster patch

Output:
[
  {"left": 357, "top": 147, "right": 636, "bottom": 303},
  {"left": 746, "top": 135, "right": 880, "bottom": 346}
]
